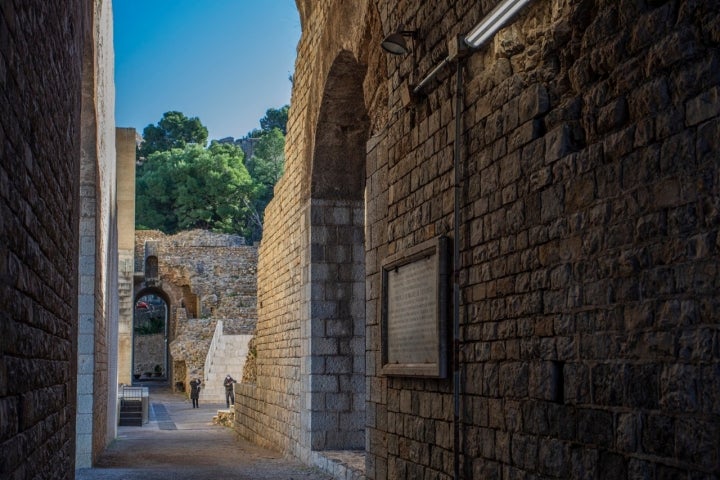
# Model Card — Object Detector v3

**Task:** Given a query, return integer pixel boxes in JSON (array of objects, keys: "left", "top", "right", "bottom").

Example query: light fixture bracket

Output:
[{"left": 381, "top": 28, "right": 417, "bottom": 55}]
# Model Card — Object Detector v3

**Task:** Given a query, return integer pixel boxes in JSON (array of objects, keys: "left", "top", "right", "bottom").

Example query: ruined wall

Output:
[
  {"left": 128, "top": 230, "right": 258, "bottom": 388},
  {"left": 133, "top": 333, "right": 165, "bottom": 375},
  {"left": 0, "top": 1, "right": 87, "bottom": 478},
  {"left": 169, "top": 318, "right": 217, "bottom": 381},
  {"left": 245, "top": 0, "right": 720, "bottom": 478}
]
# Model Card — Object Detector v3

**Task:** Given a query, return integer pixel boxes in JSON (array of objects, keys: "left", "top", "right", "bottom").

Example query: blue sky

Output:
[{"left": 114, "top": 1, "right": 301, "bottom": 141}]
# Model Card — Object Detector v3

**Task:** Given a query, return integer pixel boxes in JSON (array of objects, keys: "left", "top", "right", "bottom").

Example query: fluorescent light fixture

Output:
[{"left": 464, "top": 0, "right": 532, "bottom": 49}]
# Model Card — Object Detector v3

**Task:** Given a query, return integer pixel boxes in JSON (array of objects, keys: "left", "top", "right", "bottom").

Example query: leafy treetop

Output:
[
  {"left": 245, "top": 105, "right": 289, "bottom": 138},
  {"left": 139, "top": 111, "right": 209, "bottom": 159},
  {"left": 136, "top": 143, "right": 255, "bottom": 235},
  {"left": 135, "top": 107, "right": 287, "bottom": 242}
]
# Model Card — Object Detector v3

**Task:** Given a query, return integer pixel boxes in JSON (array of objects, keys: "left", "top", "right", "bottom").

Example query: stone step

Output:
[{"left": 200, "top": 333, "right": 251, "bottom": 403}]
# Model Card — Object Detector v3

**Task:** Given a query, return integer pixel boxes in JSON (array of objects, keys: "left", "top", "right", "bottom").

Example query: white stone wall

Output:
[
  {"left": 117, "top": 127, "right": 137, "bottom": 386},
  {"left": 75, "top": 0, "right": 117, "bottom": 469}
]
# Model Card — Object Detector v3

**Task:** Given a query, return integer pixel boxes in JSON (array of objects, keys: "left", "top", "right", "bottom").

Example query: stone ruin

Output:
[{"left": 131, "top": 229, "right": 258, "bottom": 396}]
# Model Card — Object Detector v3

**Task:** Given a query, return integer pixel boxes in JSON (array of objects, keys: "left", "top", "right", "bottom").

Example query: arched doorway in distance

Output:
[{"left": 132, "top": 289, "right": 170, "bottom": 384}]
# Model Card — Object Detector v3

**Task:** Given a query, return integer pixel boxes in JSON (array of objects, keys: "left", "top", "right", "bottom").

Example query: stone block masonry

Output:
[
  {"left": 234, "top": 2, "right": 380, "bottom": 463},
  {"left": 0, "top": 1, "right": 115, "bottom": 478},
  {"left": 364, "top": 1, "right": 720, "bottom": 479},
  {"left": 131, "top": 229, "right": 258, "bottom": 391},
  {"left": 239, "top": 0, "right": 720, "bottom": 479}
]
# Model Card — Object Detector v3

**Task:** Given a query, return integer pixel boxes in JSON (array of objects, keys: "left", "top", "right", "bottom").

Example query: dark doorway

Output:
[{"left": 133, "top": 293, "right": 168, "bottom": 381}]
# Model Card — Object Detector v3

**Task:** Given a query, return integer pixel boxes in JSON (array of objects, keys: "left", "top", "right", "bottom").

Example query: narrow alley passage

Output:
[{"left": 76, "top": 386, "right": 331, "bottom": 480}]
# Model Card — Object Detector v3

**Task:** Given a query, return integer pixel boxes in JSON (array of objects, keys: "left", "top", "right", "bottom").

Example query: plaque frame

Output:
[{"left": 381, "top": 236, "right": 449, "bottom": 378}]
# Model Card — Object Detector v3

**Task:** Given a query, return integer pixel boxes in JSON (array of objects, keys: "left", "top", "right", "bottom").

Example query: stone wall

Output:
[
  {"left": 375, "top": 1, "right": 720, "bottom": 478},
  {"left": 0, "top": 1, "right": 107, "bottom": 478},
  {"left": 235, "top": 1, "right": 385, "bottom": 461},
  {"left": 241, "top": 0, "right": 720, "bottom": 478},
  {"left": 134, "top": 230, "right": 256, "bottom": 319},
  {"left": 76, "top": 1, "right": 118, "bottom": 468},
  {"left": 117, "top": 128, "right": 137, "bottom": 386},
  {"left": 169, "top": 318, "right": 216, "bottom": 381},
  {"left": 129, "top": 229, "right": 258, "bottom": 390},
  {"left": 133, "top": 334, "right": 165, "bottom": 376}
]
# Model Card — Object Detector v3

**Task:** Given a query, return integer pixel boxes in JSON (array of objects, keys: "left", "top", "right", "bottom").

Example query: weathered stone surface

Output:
[
  {"left": 1, "top": 0, "right": 118, "bottom": 477},
  {"left": 103, "top": 1, "right": 720, "bottom": 479},
  {"left": 132, "top": 229, "right": 258, "bottom": 391}
]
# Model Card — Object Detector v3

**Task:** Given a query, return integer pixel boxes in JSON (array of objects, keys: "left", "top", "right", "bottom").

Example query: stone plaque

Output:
[{"left": 381, "top": 236, "right": 449, "bottom": 377}]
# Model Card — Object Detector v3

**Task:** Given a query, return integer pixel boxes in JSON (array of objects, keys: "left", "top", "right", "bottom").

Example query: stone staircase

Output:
[
  {"left": 118, "top": 386, "right": 145, "bottom": 427},
  {"left": 199, "top": 320, "right": 253, "bottom": 404},
  {"left": 118, "top": 398, "right": 142, "bottom": 426}
]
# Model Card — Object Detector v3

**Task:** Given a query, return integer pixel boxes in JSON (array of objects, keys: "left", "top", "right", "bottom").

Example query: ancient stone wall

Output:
[
  {"left": 129, "top": 229, "right": 258, "bottom": 390},
  {"left": 367, "top": 1, "right": 720, "bottom": 478},
  {"left": 235, "top": 0, "right": 385, "bottom": 461},
  {"left": 243, "top": 0, "right": 720, "bottom": 478},
  {"left": 133, "top": 334, "right": 165, "bottom": 375},
  {"left": 133, "top": 230, "right": 257, "bottom": 319},
  {"left": 169, "top": 317, "right": 217, "bottom": 381},
  {"left": 0, "top": 1, "right": 93, "bottom": 478}
]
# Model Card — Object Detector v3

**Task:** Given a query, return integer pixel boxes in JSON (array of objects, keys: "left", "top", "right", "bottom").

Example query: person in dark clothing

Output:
[
  {"left": 189, "top": 378, "right": 202, "bottom": 408},
  {"left": 223, "top": 374, "right": 236, "bottom": 408}
]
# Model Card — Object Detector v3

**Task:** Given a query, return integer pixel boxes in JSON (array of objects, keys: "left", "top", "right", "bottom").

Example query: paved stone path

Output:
[{"left": 76, "top": 386, "right": 332, "bottom": 480}]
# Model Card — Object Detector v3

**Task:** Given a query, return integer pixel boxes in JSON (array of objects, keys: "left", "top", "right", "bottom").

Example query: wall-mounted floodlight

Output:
[
  {"left": 464, "top": 0, "right": 532, "bottom": 49},
  {"left": 381, "top": 29, "right": 417, "bottom": 55}
]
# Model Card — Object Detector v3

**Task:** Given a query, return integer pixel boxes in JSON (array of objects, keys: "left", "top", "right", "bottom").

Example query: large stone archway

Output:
[
  {"left": 234, "top": 2, "right": 387, "bottom": 471},
  {"left": 131, "top": 288, "right": 171, "bottom": 381},
  {"left": 303, "top": 50, "right": 369, "bottom": 452}
]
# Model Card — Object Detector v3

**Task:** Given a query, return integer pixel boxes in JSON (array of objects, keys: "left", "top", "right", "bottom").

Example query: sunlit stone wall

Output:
[{"left": 127, "top": 230, "right": 258, "bottom": 391}]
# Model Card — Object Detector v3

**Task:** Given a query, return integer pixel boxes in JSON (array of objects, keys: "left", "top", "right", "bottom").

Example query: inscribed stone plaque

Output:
[
  {"left": 386, "top": 255, "right": 437, "bottom": 364},
  {"left": 381, "top": 236, "right": 449, "bottom": 377}
]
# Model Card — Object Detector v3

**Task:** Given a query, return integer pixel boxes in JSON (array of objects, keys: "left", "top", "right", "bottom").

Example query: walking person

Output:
[
  {"left": 189, "top": 378, "right": 202, "bottom": 408},
  {"left": 223, "top": 374, "right": 236, "bottom": 408}
]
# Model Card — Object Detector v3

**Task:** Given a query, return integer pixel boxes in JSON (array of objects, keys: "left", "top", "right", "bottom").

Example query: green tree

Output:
[
  {"left": 259, "top": 105, "right": 289, "bottom": 135},
  {"left": 244, "top": 105, "right": 289, "bottom": 139},
  {"left": 244, "top": 128, "right": 286, "bottom": 240},
  {"left": 138, "top": 111, "right": 209, "bottom": 159},
  {"left": 136, "top": 143, "right": 257, "bottom": 236},
  {"left": 247, "top": 128, "right": 285, "bottom": 186},
  {"left": 135, "top": 150, "right": 184, "bottom": 232}
]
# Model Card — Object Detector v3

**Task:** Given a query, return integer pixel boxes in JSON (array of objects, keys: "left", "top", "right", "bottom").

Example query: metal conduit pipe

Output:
[
  {"left": 452, "top": 57, "right": 464, "bottom": 480},
  {"left": 412, "top": 50, "right": 464, "bottom": 479},
  {"left": 413, "top": 55, "right": 453, "bottom": 95},
  {"left": 406, "top": 3, "right": 534, "bottom": 477}
]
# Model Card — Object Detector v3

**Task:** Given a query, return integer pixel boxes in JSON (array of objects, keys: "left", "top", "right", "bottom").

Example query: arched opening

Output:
[
  {"left": 132, "top": 290, "right": 170, "bottom": 383},
  {"left": 306, "top": 50, "right": 369, "bottom": 451}
]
